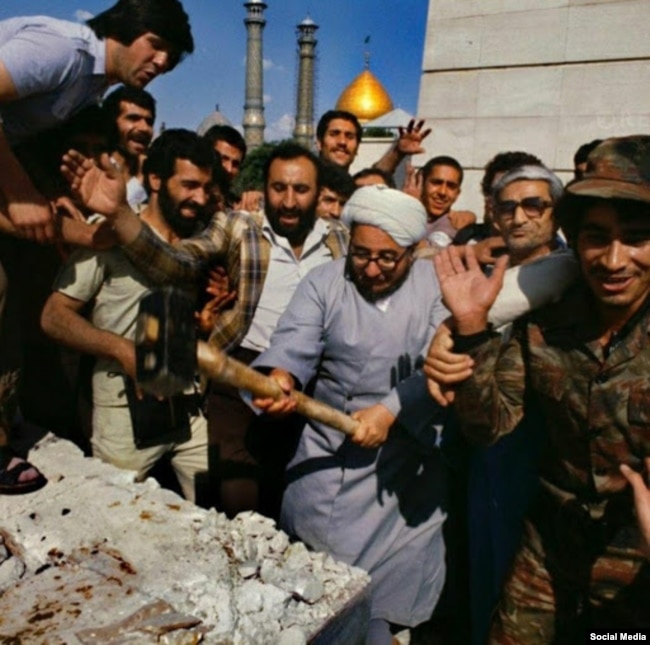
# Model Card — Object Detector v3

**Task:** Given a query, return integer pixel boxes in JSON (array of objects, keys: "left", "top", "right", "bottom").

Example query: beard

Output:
[
  {"left": 265, "top": 192, "right": 317, "bottom": 245},
  {"left": 159, "top": 183, "right": 211, "bottom": 238},
  {"left": 345, "top": 255, "right": 412, "bottom": 303}
]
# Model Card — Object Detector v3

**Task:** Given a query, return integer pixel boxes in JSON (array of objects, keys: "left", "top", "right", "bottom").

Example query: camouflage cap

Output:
[{"left": 566, "top": 135, "right": 650, "bottom": 203}]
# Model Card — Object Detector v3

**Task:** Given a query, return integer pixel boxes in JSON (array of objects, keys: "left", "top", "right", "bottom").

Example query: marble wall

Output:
[{"left": 416, "top": 0, "right": 650, "bottom": 214}]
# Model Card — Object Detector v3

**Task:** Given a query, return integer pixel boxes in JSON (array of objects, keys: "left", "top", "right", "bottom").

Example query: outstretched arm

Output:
[
  {"left": 41, "top": 291, "right": 135, "bottom": 380},
  {"left": 0, "top": 63, "right": 55, "bottom": 243},
  {"left": 0, "top": 128, "right": 55, "bottom": 243},
  {"left": 374, "top": 119, "right": 431, "bottom": 176},
  {"left": 61, "top": 150, "right": 143, "bottom": 245},
  {"left": 62, "top": 149, "right": 227, "bottom": 285}
]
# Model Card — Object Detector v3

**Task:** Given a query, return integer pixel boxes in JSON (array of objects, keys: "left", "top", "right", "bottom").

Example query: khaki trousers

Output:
[{"left": 92, "top": 404, "right": 208, "bottom": 503}]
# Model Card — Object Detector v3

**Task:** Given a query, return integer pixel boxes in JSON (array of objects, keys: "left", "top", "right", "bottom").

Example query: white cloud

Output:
[
  {"left": 241, "top": 56, "right": 284, "bottom": 73},
  {"left": 74, "top": 9, "right": 94, "bottom": 22},
  {"left": 263, "top": 94, "right": 273, "bottom": 105},
  {"left": 263, "top": 58, "right": 285, "bottom": 72},
  {"left": 266, "top": 113, "right": 295, "bottom": 141}
]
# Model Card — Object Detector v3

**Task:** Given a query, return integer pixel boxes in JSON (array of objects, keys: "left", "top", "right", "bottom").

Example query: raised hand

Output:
[
  {"left": 235, "top": 190, "right": 264, "bottom": 213},
  {"left": 433, "top": 245, "right": 508, "bottom": 334},
  {"left": 195, "top": 291, "right": 237, "bottom": 335},
  {"left": 61, "top": 150, "right": 127, "bottom": 218},
  {"left": 396, "top": 119, "right": 432, "bottom": 157}
]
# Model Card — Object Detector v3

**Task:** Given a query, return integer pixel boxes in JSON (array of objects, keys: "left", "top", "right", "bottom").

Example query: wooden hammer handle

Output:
[{"left": 197, "top": 342, "right": 360, "bottom": 436}]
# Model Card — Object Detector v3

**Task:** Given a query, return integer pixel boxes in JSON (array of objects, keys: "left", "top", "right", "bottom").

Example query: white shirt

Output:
[{"left": 241, "top": 216, "right": 335, "bottom": 352}]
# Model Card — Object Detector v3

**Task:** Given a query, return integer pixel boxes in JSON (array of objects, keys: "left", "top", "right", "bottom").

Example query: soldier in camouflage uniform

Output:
[{"left": 432, "top": 136, "right": 650, "bottom": 643}]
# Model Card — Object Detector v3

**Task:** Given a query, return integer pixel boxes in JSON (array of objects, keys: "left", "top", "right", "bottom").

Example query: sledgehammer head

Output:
[{"left": 135, "top": 288, "right": 197, "bottom": 397}]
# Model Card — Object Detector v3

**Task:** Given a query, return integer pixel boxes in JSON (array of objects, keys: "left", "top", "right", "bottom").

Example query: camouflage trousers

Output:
[{"left": 489, "top": 495, "right": 650, "bottom": 644}]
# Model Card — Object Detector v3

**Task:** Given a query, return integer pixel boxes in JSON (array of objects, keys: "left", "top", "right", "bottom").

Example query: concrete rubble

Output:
[{"left": 0, "top": 434, "right": 371, "bottom": 644}]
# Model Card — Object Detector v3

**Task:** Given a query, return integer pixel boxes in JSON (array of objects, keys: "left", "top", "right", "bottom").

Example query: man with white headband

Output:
[{"left": 251, "top": 184, "right": 449, "bottom": 645}]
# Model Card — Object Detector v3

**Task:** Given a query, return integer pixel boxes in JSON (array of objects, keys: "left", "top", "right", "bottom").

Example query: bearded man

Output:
[
  {"left": 60, "top": 141, "right": 349, "bottom": 517},
  {"left": 41, "top": 129, "right": 215, "bottom": 502},
  {"left": 251, "top": 185, "right": 449, "bottom": 645}
]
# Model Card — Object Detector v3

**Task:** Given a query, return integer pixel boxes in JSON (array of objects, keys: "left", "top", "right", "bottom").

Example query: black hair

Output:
[
  {"left": 320, "top": 161, "right": 356, "bottom": 200},
  {"left": 210, "top": 151, "right": 231, "bottom": 203},
  {"left": 316, "top": 110, "right": 362, "bottom": 144},
  {"left": 202, "top": 124, "right": 247, "bottom": 162},
  {"left": 420, "top": 155, "right": 464, "bottom": 185},
  {"left": 573, "top": 139, "right": 604, "bottom": 179},
  {"left": 481, "top": 151, "right": 543, "bottom": 197},
  {"left": 142, "top": 128, "right": 216, "bottom": 194},
  {"left": 87, "top": 0, "right": 194, "bottom": 70},
  {"left": 102, "top": 86, "right": 156, "bottom": 148},
  {"left": 556, "top": 194, "right": 650, "bottom": 246},
  {"left": 574, "top": 139, "right": 604, "bottom": 168},
  {"left": 262, "top": 142, "right": 321, "bottom": 190},
  {"left": 351, "top": 167, "right": 396, "bottom": 189}
]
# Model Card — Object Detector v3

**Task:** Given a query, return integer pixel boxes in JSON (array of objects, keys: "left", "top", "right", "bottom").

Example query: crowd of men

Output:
[{"left": 1, "top": 2, "right": 649, "bottom": 644}]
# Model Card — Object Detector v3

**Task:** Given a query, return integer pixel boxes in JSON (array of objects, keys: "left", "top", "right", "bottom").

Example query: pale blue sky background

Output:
[{"left": 0, "top": 1, "right": 429, "bottom": 140}]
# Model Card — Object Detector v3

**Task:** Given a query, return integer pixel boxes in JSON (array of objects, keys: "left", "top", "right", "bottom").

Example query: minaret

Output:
[
  {"left": 293, "top": 16, "right": 319, "bottom": 148},
  {"left": 243, "top": 0, "right": 267, "bottom": 148}
]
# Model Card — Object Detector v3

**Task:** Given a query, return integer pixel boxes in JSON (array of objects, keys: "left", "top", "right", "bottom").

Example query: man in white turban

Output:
[{"left": 250, "top": 185, "right": 449, "bottom": 644}]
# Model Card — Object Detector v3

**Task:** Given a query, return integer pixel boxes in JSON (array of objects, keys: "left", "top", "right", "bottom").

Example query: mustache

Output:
[
  {"left": 179, "top": 199, "right": 210, "bottom": 215},
  {"left": 129, "top": 133, "right": 152, "bottom": 144},
  {"left": 589, "top": 269, "right": 635, "bottom": 279},
  {"left": 275, "top": 207, "right": 302, "bottom": 216}
]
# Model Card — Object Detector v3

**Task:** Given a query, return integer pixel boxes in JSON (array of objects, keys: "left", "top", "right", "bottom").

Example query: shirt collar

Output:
[{"left": 261, "top": 214, "right": 330, "bottom": 247}]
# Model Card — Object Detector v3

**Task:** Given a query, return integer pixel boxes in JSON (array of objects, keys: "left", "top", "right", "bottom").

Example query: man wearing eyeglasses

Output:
[
  {"left": 491, "top": 165, "right": 563, "bottom": 265},
  {"left": 461, "top": 164, "right": 574, "bottom": 644},
  {"left": 250, "top": 185, "right": 449, "bottom": 645},
  {"left": 431, "top": 136, "right": 650, "bottom": 640}
]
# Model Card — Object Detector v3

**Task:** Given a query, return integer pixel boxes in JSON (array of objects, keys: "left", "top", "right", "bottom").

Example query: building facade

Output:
[{"left": 416, "top": 0, "right": 650, "bottom": 214}]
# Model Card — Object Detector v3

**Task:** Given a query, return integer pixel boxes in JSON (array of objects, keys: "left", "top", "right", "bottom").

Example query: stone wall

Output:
[{"left": 416, "top": 0, "right": 650, "bottom": 214}]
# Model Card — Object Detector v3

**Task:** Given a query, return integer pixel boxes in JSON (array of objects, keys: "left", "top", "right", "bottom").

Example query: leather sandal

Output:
[{"left": 0, "top": 447, "right": 47, "bottom": 495}]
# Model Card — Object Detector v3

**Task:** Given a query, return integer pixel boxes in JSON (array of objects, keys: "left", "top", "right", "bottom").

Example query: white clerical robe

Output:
[{"left": 253, "top": 258, "right": 449, "bottom": 626}]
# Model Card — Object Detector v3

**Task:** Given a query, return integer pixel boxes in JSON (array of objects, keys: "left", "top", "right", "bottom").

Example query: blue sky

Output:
[{"left": 0, "top": 1, "right": 429, "bottom": 140}]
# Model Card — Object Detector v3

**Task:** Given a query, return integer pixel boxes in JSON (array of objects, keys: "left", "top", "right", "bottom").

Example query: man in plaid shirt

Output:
[{"left": 62, "top": 141, "right": 348, "bottom": 518}]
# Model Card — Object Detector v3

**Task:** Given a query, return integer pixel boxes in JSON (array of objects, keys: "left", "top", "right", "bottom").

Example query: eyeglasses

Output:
[
  {"left": 494, "top": 197, "right": 553, "bottom": 220},
  {"left": 348, "top": 247, "right": 411, "bottom": 272}
]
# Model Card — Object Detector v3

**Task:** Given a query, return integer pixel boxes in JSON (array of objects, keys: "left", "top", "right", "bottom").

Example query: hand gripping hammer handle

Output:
[{"left": 196, "top": 342, "right": 359, "bottom": 436}]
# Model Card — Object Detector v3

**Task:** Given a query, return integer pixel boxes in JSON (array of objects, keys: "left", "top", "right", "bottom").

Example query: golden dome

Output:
[{"left": 335, "top": 69, "right": 394, "bottom": 123}]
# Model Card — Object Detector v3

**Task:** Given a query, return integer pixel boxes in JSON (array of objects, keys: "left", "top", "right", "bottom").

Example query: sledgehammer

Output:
[{"left": 135, "top": 288, "right": 359, "bottom": 436}]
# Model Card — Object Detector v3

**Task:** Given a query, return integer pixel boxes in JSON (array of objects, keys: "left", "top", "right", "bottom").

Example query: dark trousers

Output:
[{"left": 206, "top": 346, "right": 302, "bottom": 521}]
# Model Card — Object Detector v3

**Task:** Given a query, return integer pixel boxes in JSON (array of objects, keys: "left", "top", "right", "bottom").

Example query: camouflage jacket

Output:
[{"left": 455, "top": 281, "right": 650, "bottom": 509}]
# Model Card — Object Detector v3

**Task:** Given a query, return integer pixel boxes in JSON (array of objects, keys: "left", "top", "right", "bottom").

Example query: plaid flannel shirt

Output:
[{"left": 124, "top": 210, "right": 349, "bottom": 352}]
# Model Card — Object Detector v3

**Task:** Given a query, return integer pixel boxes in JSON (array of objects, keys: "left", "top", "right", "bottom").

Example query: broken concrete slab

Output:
[{"left": 0, "top": 434, "right": 371, "bottom": 644}]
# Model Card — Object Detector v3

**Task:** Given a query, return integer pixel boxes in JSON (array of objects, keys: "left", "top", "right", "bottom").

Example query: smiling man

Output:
[
  {"left": 315, "top": 110, "right": 362, "bottom": 171},
  {"left": 0, "top": 0, "right": 193, "bottom": 496},
  {"left": 0, "top": 0, "right": 193, "bottom": 243},
  {"left": 41, "top": 129, "right": 214, "bottom": 503},
  {"left": 491, "top": 165, "right": 563, "bottom": 265},
  {"left": 433, "top": 136, "right": 650, "bottom": 641},
  {"left": 419, "top": 155, "right": 475, "bottom": 247},
  {"left": 103, "top": 86, "right": 156, "bottom": 207},
  {"left": 60, "top": 141, "right": 349, "bottom": 518},
  {"left": 251, "top": 185, "right": 448, "bottom": 645}
]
